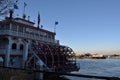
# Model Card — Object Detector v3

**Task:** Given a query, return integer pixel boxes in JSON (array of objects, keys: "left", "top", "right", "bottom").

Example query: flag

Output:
[
  {"left": 24, "top": 2, "right": 27, "bottom": 7},
  {"left": 14, "top": 4, "right": 18, "bottom": 9},
  {"left": 16, "top": 0, "right": 18, "bottom": 3},
  {"left": 14, "top": 0, "right": 18, "bottom": 9},
  {"left": 55, "top": 21, "right": 58, "bottom": 25}
]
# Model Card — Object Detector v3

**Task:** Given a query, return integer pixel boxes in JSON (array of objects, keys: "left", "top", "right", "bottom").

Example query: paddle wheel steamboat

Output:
[{"left": 0, "top": 10, "right": 79, "bottom": 73}]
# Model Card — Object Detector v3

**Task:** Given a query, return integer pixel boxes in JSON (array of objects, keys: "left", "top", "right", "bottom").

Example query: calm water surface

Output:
[{"left": 65, "top": 58, "right": 120, "bottom": 80}]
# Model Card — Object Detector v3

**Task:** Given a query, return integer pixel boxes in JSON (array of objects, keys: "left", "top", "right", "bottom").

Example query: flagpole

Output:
[
  {"left": 23, "top": 7, "right": 25, "bottom": 14},
  {"left": 54, "top": 21, "right": 58, "bottom": 33},
  {"left": 54, "top": 24, "right": 56, "bottom": 33},
  {"left": 23, "top": 2, "right": 27, "bottom": 18},
  {"left": 23, "top": 2, "right": 26, "bottom": 14},
  {"left": 38, "top": 12, "right": 40, "bottom": 28}
]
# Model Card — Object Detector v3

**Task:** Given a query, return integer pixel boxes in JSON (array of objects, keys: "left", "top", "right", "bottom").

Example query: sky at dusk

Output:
[{"left": 7, "top": 0, "right": 120, "bottom": 54}]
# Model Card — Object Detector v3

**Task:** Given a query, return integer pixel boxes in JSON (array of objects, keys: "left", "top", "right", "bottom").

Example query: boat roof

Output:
[{"left": 0, "top": 18, "right": 56, "bottom": 35}]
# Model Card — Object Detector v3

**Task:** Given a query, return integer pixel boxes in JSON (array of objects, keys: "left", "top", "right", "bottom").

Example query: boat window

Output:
[
  {"left": 40, "top": 34, "right": 43, "bottom": 38},
  {"left": 48, "top": 35, "right": 52, "bottom": 39},
  {"left": 18, "top": 26, "right": 24, "bottom": 32},
  {"left": 51, "top": 35, "right": 54, "bottom": 39},
  {"left": 10, "top": 58, "right": 14, "bottom": 65},
  {"left": 0, "top": 25, "right": 4, "bottom": 30},
  {"left": 12, "top": 43, "right": 17, "bottom": 49},
  {"left": 20, "top": 44, "right": 24, "bottom": 50},
  {"left": 0, "top": 24, "right": 10, "bottom": 30},
  {"left": 5, "top": 24, "right": 10, "bottom": 30},
  {"left": 11, "top": 24, "right": 17, "bottom": 31}
]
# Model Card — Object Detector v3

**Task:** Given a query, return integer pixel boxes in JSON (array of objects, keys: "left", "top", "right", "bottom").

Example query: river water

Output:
[{"left": 64, "top": 58, "right": 120, "bottom": 80}]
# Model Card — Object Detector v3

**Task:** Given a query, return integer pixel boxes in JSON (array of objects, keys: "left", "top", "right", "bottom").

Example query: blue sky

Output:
[{"left": 14, "top": 0, "right": 120, "bottom": 54}]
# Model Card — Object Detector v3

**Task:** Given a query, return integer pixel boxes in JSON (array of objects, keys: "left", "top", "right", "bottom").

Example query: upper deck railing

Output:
[{"left": 0, "top": 30, "right": 59, "bottom": 44}]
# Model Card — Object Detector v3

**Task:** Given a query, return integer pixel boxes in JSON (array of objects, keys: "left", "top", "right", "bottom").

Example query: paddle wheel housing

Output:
[{"left": 27, "top": 42, "right": 79, "bottom": 72}]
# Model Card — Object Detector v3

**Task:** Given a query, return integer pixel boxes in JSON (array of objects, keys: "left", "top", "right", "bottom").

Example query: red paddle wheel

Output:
[{"left": 27, "top": 41, "right": 79, "bottom": 72}]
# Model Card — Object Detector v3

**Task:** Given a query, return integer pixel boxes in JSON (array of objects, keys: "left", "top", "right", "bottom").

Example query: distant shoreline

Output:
[{"left": 75, "top": 54, "right": 120, "bottom": 59}]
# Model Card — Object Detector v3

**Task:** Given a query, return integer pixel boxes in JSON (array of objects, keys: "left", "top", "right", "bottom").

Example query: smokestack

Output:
[{"left": 28, "top": 16, "right": 30, "bottom": 21}]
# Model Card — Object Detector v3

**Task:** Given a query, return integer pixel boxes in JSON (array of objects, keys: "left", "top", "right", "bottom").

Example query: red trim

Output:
[
  {"left": 0, "top": 54, "right": 5, "bottom": 57},
  {"left": 10, "top": 55, "right": 22, "bottom": 57}
]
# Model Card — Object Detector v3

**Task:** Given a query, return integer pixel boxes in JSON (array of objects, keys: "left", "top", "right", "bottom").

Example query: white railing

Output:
[{"left": 0, "top": 30, "right": 57, "bottom": 43}]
